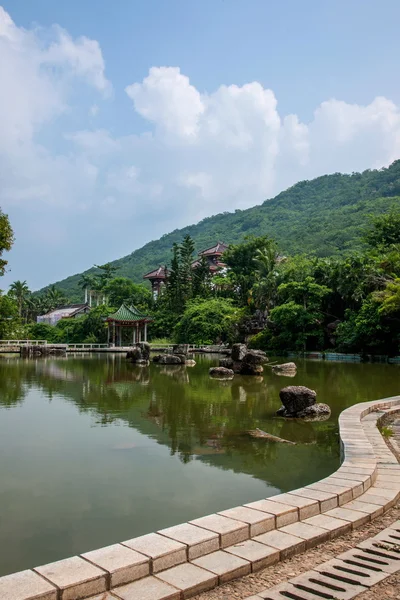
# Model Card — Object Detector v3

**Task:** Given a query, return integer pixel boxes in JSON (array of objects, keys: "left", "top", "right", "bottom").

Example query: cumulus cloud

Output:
[{"left": 1, "top": 5, "right": 400, "bottom": 288}]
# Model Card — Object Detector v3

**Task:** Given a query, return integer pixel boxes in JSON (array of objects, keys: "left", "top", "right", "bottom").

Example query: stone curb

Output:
[{"left": 1, "top": 396, "right": 399, "bottom": 600}]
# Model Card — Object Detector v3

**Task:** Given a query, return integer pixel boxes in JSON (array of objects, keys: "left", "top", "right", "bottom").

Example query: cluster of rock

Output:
[
  {"left": 276, "top": 385, "right": 331, "bottom": 420},
  {"left": 153, "top": 344, "right": 196, "bottom": 366},
  {"left": 210, "top": 343, "right": 268, "bottom": 378},
  {"left": 20, "top": 345, "right": 66, "bottom": 357},
  {"left": 126, "top": 342, "right": 151, "bottom": 365}
]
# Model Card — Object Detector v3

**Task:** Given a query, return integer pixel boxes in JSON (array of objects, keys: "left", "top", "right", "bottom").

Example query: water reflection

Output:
[{"left": 0, "top": 354, "right": 399, "bottom": 576}]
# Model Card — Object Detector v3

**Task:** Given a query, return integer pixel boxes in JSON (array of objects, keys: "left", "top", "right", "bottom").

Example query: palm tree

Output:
[
  {"left": 78, "top": 273, "right": 99, "bottom": 304},
  {"left": 252, "top": 243, "right": 280, "bottom": 310},
  {"left": 45, "top": 286, "right": 67, "bottom": 311},
  {"left": 9, "top": 280, "right": 30, "bottom": 318}
]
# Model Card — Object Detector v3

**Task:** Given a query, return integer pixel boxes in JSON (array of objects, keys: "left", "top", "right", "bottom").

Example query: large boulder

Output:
[
  {"left": 240, "top": 363, "right": 264, "bottom": 375},
  {"left": 231, "top": 343, "right": 247, "bottom": 362},
  {"left": 153, "top": 354, "right": 183, "bottom": 365},
  {"left": 242, "top": 350, "right": 267, "bottom": 366},
  {"left": 279, "top": 386, "right": 316, "bottom": 416},
  {"left": 127, "top": 342, "right": 151, "bottom": 362},
  {"left": 209, "top": 367, "right": 234, "bottom": 379},
  {"left": 139, "top": 342, "right": 151, "bottom": 361}
]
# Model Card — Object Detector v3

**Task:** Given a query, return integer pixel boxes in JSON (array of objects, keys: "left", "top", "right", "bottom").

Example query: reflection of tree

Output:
[
  {"left": 6, "top": 354, "right": 381, "bottom": 488},
  {"left": 0, "top": 359, "right": 28, "bottom": 408}
]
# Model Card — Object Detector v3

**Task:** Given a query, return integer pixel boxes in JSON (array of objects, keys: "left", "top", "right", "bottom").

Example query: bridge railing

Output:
[
  {"left": 66, "top": 343, "right": 109, "bottom": 349},
  {"left": 0, "top": 339, "right": 47, "bottom": 345}
]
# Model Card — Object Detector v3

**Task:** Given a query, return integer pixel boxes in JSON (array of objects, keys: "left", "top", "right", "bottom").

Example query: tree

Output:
[
  {"left": 44, "top": 286, "right": 67, "bottom": 311},
  {"left": 252, "top": 241, "right": 280, "bottom": 310},
  {"left": 224, "top": 236, "right": 279, "bottom": 307},
  {"left": 365, "top": 210, "right": 400, "bottom": 248},
  {"left": 94, "top": 262, "right": 119, "bottom": 288},
  {"left": 103, "top": 277, "right": 152, "bottom": 310},
  {"left": 175, "top": 298, "right": 241, "bottom": 345},
  {"left": 8, "top": 280, "right": 30, "bottom": 318},
  {"left": 0, "top": 208, "right": 14, "bottom": 277}
]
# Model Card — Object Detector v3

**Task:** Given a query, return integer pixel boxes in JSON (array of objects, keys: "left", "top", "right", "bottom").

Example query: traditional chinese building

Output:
[
  {"left": 143, "top": 242, "right": 229, "bottom": 298},
  {"left": 106, "top": 304, "right": 152, "bottom": 347}
]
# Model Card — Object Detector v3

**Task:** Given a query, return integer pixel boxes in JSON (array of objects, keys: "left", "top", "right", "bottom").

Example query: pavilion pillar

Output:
[
  {"left": 112, "top": 321, "right": 116, "bottom": 347},
  {"left": 144, "top": 322, "right": 147, "bottom": 342}
]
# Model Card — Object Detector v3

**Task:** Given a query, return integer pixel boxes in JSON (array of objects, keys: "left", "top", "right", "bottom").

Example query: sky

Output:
[{"left": 1, "top": 0, "right": 400, "bottom": 291}]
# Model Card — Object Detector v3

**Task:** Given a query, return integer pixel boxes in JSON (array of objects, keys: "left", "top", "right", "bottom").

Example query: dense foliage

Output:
[{"left": 40, "top": 161, "right": 400, "bottom": 300}]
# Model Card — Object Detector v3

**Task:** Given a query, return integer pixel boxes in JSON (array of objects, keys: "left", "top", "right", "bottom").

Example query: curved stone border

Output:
[{"left": 2, "top": 396, "right": 400, "bottom": 600}]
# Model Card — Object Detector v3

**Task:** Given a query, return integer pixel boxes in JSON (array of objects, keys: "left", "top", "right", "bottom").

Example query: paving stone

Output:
[
  {"left": 313, "top": 557, "right": 390, "bottom": 587},
  {"left": 158, "top": 523, "right": 219, "bottom": 560},
  {"left": 375, "top": 473, "right": 400, "bottom": 483},
  {"left": 324, "top": 477, "right": 364, "bottom": 497},
  {"left": 288, "top": 487, "right": 338, "bottom": 512},
  {"left": 343, "top": 499, "right": 383, "bottom": 519},
  {"left": 366, "top": 486, "right": 399, "bottom": 499},
  {"left": 218, "top": 506, "right": 275, "bottom": 536},
  {"left": 82, "top": 543, "right": 149, "bottom": 587},
  {"left": 360, "top": 491, "right": 397, "bottom": 509},
  {"left": 0, "top": 569, "right": 57, "bottom": 600},
  {"left": 372, "top": 528, "right": 400, "bottom": 546},
  {"left": 307, "top": 482, "right": 353, "bottom": 505},
  {"left": 189, "top": 514, "right": 248, "bottom": 548},
  {"left": 244, "top": 499, "right": 297, "bottom": 527},
  {"left": 242, "top": 596, "right": 264, "bottom": 600},
  {"left": 279, "top": 521, "right": 329, "bottom": 549},
  {"left": 302, "top": 514, "right": 352, "bottom": 539},
  {"left": 325, "top": 506, "right": 370, "bottom": 528},
  {"left": 122, "top": 533, "right": 186, "bottom": 573},
  {"left": 85, "top": 594, "right": 118, "bottom": 600},
  {"left": 328, "top": 471, "right": 371, "bottom": 484},
  {"left": 34, "top": 556, "right": 107, "bottom": 600},
  {"left": 192, "top": 550, "right": 250, "bottom": 583},
  {"left": 254, "top": 529, "right": 305, "bottom": 559},
  {"left": 373, "top": 478, "right": 400, "bottom": 490},
  {"left": 268, "top": 493, "right": 319, "bottom": 519},
  {"left": 112, "top": 576, "right": 180, "bottom": 600},
  {"left": 156, "top": 563, "right": 217, "bottom": 598},
  {"left": 224, "top": 540, "right": 280, "bottom": 571}
]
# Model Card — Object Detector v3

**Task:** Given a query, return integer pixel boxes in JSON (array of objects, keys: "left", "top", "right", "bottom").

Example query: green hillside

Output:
[{"left": 44, "top": 161, "right": 400, "bottom": 300}]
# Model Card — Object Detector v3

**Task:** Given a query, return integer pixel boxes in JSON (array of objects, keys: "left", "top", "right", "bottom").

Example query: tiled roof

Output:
[
  {"left": 198, "top": 242, "right": 229, "bottom": 256},
  {"left": 143, "top": 266, "right": 166, "bottom": 280},
  {"left": 107, "top": 304, "right": 152, "bottom": 322}
]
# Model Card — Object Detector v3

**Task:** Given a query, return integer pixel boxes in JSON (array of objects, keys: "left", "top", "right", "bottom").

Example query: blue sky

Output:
[{"left": 1, "top": 0, "right": 400, "bottom": 290}]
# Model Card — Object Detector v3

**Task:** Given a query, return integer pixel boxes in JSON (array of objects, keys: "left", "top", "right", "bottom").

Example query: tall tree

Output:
[
  {"left": 0, "top": 208, "right": 14, "bottom": 277},
  {"left": 8, "top": 280, "right": 30, "bottom": 318}
]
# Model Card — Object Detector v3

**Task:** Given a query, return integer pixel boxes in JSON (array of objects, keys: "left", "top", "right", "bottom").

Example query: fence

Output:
[{"left": 0, "top": 339, "right": 47, "bottom": 346}]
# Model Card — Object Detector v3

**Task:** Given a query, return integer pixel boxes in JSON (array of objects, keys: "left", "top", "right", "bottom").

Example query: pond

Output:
[{"left": 0, "top": 353, "right": 399, "bottom": 576}]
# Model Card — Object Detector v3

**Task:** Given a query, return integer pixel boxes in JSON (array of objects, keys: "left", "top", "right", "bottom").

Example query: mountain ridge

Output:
[{"left": 41, "top": 161, "right": 400, "bottom": 300}]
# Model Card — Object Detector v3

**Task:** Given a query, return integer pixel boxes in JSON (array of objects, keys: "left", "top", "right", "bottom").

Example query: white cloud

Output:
[
  {"left": 126, "top": 66, "right": 204, "bottom": 138},
  {"left": 1, "top": 4, "right": 400, "bottom": 289}
]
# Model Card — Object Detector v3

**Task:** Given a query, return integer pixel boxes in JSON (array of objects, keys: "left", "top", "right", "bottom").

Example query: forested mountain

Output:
[{"left": 43, "top": 161, "right": 400, "bottom": 300}]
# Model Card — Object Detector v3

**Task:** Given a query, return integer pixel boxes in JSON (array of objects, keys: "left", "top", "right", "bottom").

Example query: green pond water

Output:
[{"left": 0, "top": 353, "right": 399, "bottom": 576}]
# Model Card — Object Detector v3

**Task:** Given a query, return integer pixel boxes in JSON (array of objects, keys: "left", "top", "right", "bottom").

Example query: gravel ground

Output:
[{"left": 194, "top": 503, "right": 400, "bottom": 600}]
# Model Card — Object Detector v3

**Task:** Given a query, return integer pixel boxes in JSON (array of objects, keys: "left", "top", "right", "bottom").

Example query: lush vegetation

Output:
[
  {"left": 1, "top": 161, "right": 400, "bottom": 354},
  {"left": 39, "top": 161, "right": 400, "bottom": 300}
]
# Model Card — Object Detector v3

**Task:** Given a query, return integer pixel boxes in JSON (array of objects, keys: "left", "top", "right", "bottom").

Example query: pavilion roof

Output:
[
  {"left": 143, "top": 266, "right": 166, "bottom": 280},
  {"left": 107, "top": 304, "right": 152, "bottom": 323},
  {"left": 198, "top": 241, "right": 229, "bottom": 257}
]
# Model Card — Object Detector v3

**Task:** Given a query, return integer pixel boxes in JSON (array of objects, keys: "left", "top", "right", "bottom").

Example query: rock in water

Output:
[
  {"left": 219, "top": 358, "right": 234, "bottom": 369},
  {"left": 153, "top": 354, "right": 183, "bottom": 365},
  {"left": 272, "top": 362, "right": 297, "bottom": 373},
  {"left": 209, "top": 367, "right": 234, "bottom": 379},
  {"left": 240, "top": 363, "right": 264, "bottom": 375},
  {"left": 279, "top": 385, "right": 316, "bottom": 415},
  {"left": 242, "top": 350, "right": 267, "bottom": 366},
  {"left": 296, "top": 403, "right": 331, "bottom": 419},
  {"left": 231, "top": 343, "right": 247, "bottom": 362}
]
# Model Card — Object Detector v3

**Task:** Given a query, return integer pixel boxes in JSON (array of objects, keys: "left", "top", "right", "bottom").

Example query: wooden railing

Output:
[
  {"left": 66, "top": 343, "right": 109, "bottom": 349},
  {"left": 0, "top": 339, "right": 47, "bottom": 345}
]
